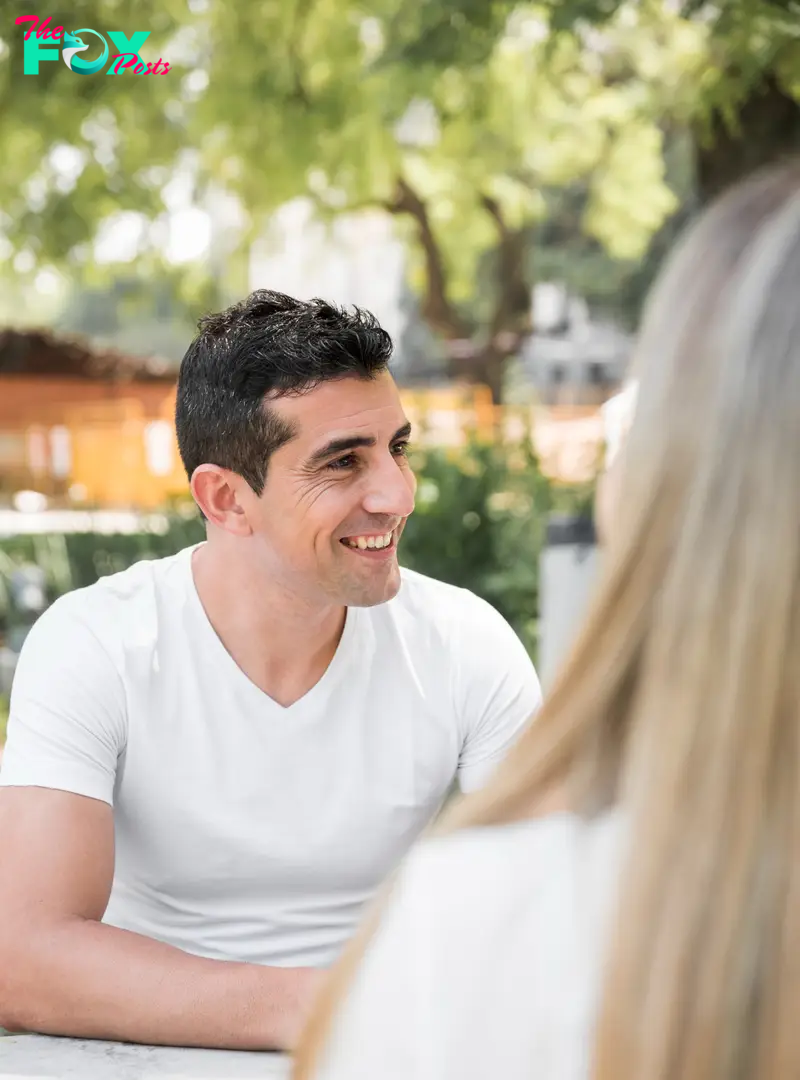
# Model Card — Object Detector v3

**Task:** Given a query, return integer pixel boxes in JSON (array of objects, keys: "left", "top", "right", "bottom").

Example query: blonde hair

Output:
[{"left": 294, "top": 158, "right": 800, "bottom": 1080}]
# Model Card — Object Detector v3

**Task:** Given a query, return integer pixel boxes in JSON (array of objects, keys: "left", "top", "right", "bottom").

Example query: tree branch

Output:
[
  {"left": 286, "top": 0, "right": 313, "bottom": 106},
  {"left": 385, "top": 177, "right": 470, "bottom": 342},
  {"left": 313, "top": 180, "right": 530, "bottom": 403},
  {"left": 479, "top": 193, "right": 531, "bottom": 356}
]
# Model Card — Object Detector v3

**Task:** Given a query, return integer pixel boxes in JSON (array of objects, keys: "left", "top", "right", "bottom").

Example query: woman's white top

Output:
[{"left": 313, "top": 810, "right": 624, "bottom": 1080}]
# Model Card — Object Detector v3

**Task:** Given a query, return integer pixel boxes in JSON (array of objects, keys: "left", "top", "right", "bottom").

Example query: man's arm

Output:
[
  {"left": 0, "top": 597, "right": 322, "bottom": 1050},
  {"left": 0, "top": 785, "right": 323, "bottom": 1050}
]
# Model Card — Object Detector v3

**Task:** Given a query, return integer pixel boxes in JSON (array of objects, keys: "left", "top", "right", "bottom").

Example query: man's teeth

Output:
[{"left": 345, "top": 532, "right": 394, "bottom": 550}]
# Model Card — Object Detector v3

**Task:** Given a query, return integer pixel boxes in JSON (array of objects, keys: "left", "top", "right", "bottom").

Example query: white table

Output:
[{"left": 0, "top": 1034, "right": 290, "bottom": 1079}]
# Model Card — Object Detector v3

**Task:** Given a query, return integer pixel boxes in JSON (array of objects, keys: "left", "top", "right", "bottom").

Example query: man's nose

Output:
[{"left": 361, "top": 457, "right": 416, "bottom": 519}]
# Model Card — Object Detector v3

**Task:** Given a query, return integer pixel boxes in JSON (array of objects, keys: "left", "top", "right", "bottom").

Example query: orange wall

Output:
[
  {"left": 0, "top": 376, "right": 187, "bottom": 508},
  {"left": 0, "top": 375, "right": 176, "bottom": 426},
  {"left": 0, "top": 377, "right": 603, "bottom": 509}
]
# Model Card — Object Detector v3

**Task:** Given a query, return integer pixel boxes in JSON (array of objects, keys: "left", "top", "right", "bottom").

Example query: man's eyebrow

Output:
[{"left": 307, "top": 422, "right": 412, "bottom": 468}]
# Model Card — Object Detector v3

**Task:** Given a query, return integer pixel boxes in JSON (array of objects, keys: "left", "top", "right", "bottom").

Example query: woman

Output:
[{"left": 294, "top": 158, "right": 800, "bottom": 1080}]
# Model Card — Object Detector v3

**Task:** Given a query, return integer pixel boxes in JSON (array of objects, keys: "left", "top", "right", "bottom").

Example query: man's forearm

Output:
[{"left": 0, "top": 917, "right": 324, "bottom": 1050}]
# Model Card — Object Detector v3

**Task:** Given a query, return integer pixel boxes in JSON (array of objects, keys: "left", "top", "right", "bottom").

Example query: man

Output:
[{"left": 0, "top": 291, "right": 541, "bottom": 1051}]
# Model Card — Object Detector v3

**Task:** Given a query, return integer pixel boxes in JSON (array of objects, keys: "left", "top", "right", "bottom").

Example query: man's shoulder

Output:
[
  {"left": 381, "top": 568, "right": 540, "bottom": 728},
  {"left": 32, "top": 545, "right": 193, "bottom": 641},
  {"left": 392, "top": 566, "right": 491, "bottom": 620},
  {"left": 388, "top": 566, "right": 512, "bottom": 639}
]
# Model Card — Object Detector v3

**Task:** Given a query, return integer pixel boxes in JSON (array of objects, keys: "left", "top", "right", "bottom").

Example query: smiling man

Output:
[{"left": 0, "top": 291, "right": 541, "bottom": 1051}]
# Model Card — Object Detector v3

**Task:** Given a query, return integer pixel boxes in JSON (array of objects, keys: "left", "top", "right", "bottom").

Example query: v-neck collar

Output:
[{"left": 180, "top": 543, "right": 360, "bottom": 717}]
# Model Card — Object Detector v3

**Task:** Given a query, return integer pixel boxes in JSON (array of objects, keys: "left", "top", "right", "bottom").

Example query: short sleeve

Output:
[
  {"left": 452, "top": 593, "right": 542, "bottom": 793},
  {"left": 0, "top": 596, "right": 127, "bottom": 805}
]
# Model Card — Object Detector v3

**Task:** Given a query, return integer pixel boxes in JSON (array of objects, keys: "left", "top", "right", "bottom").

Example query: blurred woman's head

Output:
[
  {"left": 612, "top": 158, "right": 800, "bottom": 567},
  {"left": 296, "top": 159, "right": 800, "bottom": 1080},
  {"left": 480, "top": 158, "right": 800, "bottom": 1080}
]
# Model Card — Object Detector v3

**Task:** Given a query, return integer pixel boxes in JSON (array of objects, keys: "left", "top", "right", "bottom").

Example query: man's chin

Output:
[{"left": 344, "top": 564, "right": 402, "bottom": 608}]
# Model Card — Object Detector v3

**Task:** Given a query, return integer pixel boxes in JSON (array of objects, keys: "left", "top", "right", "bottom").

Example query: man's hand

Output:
[{"left": 0, "top": 787, "right": 325, "bottom": 1050}]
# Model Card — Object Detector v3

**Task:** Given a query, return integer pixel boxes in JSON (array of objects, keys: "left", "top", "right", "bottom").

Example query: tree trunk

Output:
[
  {"left": 473, "top": 348, "right": 506, "bottom": 406},
  {"left": 446, "top": 342, "right": 511, "bottom": 406},
  {"left": 694, "top": 74, "right": 800, "bottom": 202},
  {"left": 386, "top": 178, "right": 530, "bottom": 406}
]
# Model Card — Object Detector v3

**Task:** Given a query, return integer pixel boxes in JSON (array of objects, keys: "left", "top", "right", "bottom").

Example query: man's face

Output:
[{"left": 243, "top": 372, "right": 417, "bottom": 608}]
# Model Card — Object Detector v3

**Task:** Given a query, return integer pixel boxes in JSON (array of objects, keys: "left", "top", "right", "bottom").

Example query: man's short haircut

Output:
[{"left": 175, "top": 289, "right": 394, "bottom": 494}]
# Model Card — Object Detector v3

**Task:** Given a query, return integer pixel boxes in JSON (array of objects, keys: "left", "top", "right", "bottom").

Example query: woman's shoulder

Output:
[
  {"left": 382, "top": 808, "right": 625, "bottom": 996},
  {"left": 315, "top": 812, "right": 625, "bottom": 1080},
  {"left": 401, "top": 809, "right": 624, "bottom": 911}
]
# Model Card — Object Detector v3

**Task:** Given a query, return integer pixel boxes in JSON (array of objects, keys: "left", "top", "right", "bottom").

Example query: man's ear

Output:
[{"left": 191, "top": 465, "right": 254, "bottom": 537}]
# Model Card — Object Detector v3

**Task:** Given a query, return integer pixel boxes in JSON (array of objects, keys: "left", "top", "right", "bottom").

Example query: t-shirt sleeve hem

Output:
[
  {"left": 456, "top": 753, "right": 508, "bottom": 794},
  {"left": 0, "top": 764, "right": 114, "bottom": 806}
]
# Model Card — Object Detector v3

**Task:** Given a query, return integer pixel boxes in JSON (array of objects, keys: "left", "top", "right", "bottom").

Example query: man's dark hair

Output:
[{"left": 175, "top": 290, "right": 393, "bottom": 494}]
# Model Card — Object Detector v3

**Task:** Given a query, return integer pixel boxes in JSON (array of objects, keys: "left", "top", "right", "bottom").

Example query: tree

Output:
[
  {"left": 1, "top": 3, "right": 184, "bottom": 263},
  {"left": 1, "top": 2, "right": 707, "bottom": 400},
  {"left": 541, "top": 0, "right": 800, "bottom": 201}
]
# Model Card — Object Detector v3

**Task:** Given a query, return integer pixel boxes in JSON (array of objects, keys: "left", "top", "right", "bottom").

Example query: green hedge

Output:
[
  {"left": 0, "top": 438, "right": 595, "bottom": 663},
  {"left": 400, "top": 439, "right": 572, "bottom": 657}
]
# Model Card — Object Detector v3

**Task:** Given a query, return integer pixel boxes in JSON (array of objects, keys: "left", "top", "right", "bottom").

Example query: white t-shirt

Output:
[
  {"left": 0, "top": 544, "right": 541, "bottom": 969},
  {"left": 315, "top": 811, "right": 624, "bottom": 1080}
]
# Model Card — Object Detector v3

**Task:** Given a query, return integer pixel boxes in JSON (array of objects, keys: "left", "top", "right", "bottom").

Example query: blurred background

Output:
[{"left": 1, "top": 0, "right": 799, "bottom": 744}]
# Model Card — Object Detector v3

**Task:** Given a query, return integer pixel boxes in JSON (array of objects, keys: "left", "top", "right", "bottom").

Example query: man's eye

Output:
[
  {"left": 328, "top": 454, "right": 357, "bottom": 470},
  {"left": 392, "top": 441, "right": 411, "bottom": 457}
]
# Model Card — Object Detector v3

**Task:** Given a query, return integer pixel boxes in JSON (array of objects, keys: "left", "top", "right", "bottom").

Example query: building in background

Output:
[
  {"left": 0, "top": 251, "right": 622, "bottom": 511},
  {"left": 523, "top": 283, "right": 632, "bottom": 405},
  {"left": 0, "top": 329, "right": 186, "bottom": 509}
]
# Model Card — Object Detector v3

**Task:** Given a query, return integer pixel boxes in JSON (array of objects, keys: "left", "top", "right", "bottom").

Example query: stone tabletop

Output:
[{"left": 0, "top": 1034, "right": 290, "bottom": 1079}]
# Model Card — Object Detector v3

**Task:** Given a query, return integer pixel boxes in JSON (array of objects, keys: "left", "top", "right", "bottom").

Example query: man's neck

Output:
[{"left": 190, "top": 542, "right": 347, "bottom": 708}]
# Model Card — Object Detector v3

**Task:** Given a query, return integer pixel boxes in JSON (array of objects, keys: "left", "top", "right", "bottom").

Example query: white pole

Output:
[{"left": 539, "top": 514, "right": 599, "bottom": 690}]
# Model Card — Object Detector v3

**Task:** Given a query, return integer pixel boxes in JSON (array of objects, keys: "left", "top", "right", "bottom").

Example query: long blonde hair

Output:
[{"left": 295, "top": 159, "right": 800, "bottom": 1080}]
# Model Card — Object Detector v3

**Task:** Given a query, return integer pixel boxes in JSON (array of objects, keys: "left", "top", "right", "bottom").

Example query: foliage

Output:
[
  {"left": 0, "top": 695, "right": 7, "bottom": 745},
  {"left": 0, "top": 517, "right": 204, "bottom": 618},
  {"left": 3, "top": 2, "right": 799, "bottom": 393},
  {"left": 542, "top": 0, "right": 800, "bottom": 108},
  {"left": 401, "top": 437, "right": 558, "bottom": 656},
  {"left": 0, "top": 0, "right": 701, "bottom": 399},
  {"left": 540, "top": 1, "right": 800, "bottom": 200},
  {"left": 516, "top": 126, "right": 697, "bottom": 330},
  {"left": 0, "top": 438, "right": 594, "bottom": 661},
  {"left": 1, "top": 1, "right": 186, "bottom": 267}
]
